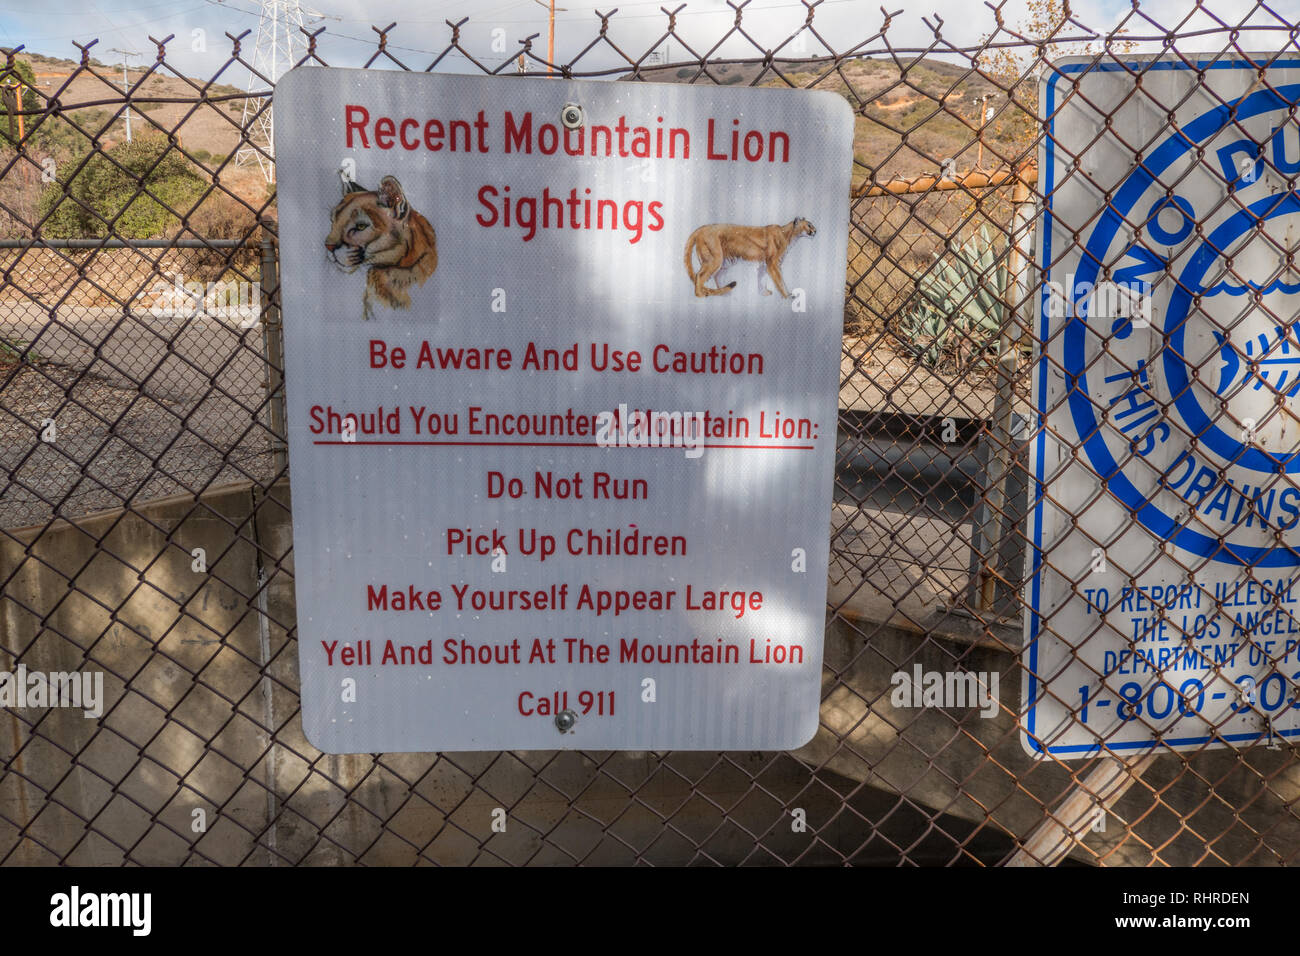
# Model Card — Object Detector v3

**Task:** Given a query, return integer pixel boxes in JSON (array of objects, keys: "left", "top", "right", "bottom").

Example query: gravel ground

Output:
[{"left": 0, "top": 358, "right": 278, "bottom": 529}]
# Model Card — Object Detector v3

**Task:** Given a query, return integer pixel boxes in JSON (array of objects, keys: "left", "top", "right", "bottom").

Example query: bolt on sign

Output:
[
  {"left": 273, "top": 68, "right": 853, "bottom": 752},
  {"left": 1025, "top": 54, "right": 1300, "bottom": 758}
]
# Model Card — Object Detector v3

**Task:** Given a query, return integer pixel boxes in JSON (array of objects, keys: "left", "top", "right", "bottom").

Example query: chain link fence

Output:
[{"left": 0, "top": 0, "right": 1298, "bottom": 866}]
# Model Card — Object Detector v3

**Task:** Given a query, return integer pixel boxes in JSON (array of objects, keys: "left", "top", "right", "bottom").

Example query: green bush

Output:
[
  {"left": 37, "top": 134, "right": 206, "bottom": 238},
  {"left": 29, "top": 112, "right": 93, "bottom": 159}
]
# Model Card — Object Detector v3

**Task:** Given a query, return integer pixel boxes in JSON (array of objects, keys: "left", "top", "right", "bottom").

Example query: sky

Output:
[{"left": 0, "top": 0, "right": 1295, "bottom": 88}]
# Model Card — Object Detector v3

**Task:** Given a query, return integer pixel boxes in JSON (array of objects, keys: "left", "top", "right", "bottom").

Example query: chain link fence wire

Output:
[{"left": 0, "top": 0, "right": 1298, "bottom": 866}]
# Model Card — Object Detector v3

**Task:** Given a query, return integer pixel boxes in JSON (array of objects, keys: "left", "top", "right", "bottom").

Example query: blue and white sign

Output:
[{"left": 1024, "top": 55, "right": 1300, "bottom": 758}]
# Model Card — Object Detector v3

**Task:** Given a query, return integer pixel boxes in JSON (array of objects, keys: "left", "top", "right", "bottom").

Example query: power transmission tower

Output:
[{"left": 235, "top": 0, "right": 308, "bottom": 183}]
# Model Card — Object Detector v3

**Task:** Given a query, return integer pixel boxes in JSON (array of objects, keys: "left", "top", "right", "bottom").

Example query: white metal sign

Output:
[
  {"left": 1025, "top": 55, "right": 1300, "bottom": 757},
  {"left": 273, "top": 68, "right": 853, "bottom": 752}
]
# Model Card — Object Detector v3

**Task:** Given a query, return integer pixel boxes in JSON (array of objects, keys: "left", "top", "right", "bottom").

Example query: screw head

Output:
[
  {"left": 555, "top": 708, "right": 577, "bottom": 733},
  {"left": 560, "top": 103, "right": 584, "bottom": 130}
]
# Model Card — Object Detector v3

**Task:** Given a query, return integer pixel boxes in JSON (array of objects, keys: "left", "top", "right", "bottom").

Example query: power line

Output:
[
  {"left": 5, "top": 3, "right": 211, "bottom": 46},
  {"left": 10, "top": 0, "right": 199, "bottom": 18},
  {"left": 208, "top": 0, "right": 452, "bottom": 59},
  {"left": 468, "top": 0, "right": 865, "bottom": 23},
  {"left": 13, "top": 0, "right": 866, "bottom": 65}
]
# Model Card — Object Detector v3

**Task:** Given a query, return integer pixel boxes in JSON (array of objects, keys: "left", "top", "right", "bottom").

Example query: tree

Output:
[
  {"left": 37, "top": 134, "right": 206, "bottom": 238},
  {"left": 976, "top": 0, "right": 1134, "bottom": 168}
]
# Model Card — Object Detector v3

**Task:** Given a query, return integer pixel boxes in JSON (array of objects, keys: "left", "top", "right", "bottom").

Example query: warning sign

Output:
[
  {"left": 273, "top": 68, "right": 854, "bottom": 752},
  {"left": 1025, "top": 55, "right": 1300, "bottom": 757}
]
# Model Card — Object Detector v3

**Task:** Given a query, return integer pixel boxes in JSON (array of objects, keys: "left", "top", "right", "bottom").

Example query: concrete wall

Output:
[{"left": 1, "top": 481, "right": 1295, "bottom": 865}]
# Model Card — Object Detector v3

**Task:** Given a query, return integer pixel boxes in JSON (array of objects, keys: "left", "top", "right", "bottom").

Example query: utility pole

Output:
[
  {"left": 532, "top": 0, "right": 567, "bottom": 75},
  {"left": 975, "top": 93, "right": 990, "bottom": 169},
  {"left": 1, "top": 80, "right": 23, "bottom": 143},
  {"left": 109, "top": 48, "right": 138, "bottom": 143},
  {"left": 0, "top": 48, "right": 19, "bottom": 144}
]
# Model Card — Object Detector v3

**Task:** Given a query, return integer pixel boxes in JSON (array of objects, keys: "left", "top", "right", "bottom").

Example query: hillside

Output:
[
  {"left": 13, "top": 53, "right": 269, "bottom": 209},
  {"left": 16, "top": 52, "right": 1014, "bottom": 194},
  {"left": 628, "top": 56, "right": 1019, "bottom": 187},
  {"left": 4, "top": 50, "right": 1018, "bottom": 341}
]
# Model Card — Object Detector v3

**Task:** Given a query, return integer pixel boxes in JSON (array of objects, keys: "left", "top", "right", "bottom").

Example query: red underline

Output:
[{"left": 311, "top": 440, "right": 816, "bottom": 450}]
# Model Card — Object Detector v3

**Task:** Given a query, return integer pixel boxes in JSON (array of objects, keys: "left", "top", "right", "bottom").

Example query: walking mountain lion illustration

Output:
[
  {"left": 682, "top": 217, "right": 816, "bottom": 299},
  {"left": 324, "top": 174, "right": 437, "bottom": 320}
]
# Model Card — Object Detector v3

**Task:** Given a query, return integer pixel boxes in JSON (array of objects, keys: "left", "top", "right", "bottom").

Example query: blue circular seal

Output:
[{"left": 1061, "top": 83, "right": 1300, "bottom": 567}]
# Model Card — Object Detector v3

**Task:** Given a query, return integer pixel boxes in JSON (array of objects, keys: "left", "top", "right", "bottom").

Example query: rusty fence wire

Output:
[{"left": 0, "top": 1, "right": 1298, "bottom": 866}]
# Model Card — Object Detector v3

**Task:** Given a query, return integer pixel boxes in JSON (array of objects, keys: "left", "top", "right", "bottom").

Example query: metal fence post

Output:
[
  {"left": 259, "top": 219, "right": 287, "bottom": 477},
  {"left": 1006, "top": 755, "right": 1157, "bottom": 866},
  {"left": 976, "top": 173, "right": 1036, "bottom": 615}
]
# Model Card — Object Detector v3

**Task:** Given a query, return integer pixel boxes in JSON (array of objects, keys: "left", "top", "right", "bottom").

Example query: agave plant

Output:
[{"left": 900, "top": 225, "right": 1008, "bottom": 371}]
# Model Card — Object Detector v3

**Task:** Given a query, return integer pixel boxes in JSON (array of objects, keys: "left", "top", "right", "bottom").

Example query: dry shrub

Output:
[
  {"left": 171, "top": 190, "right": 261, "bottom": 278},
  {"left": 0, "top": 147, "right": 40, "bottom": 238},
  {"left": 176, "top": 189, "right": 260, "bottom": 241}
]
